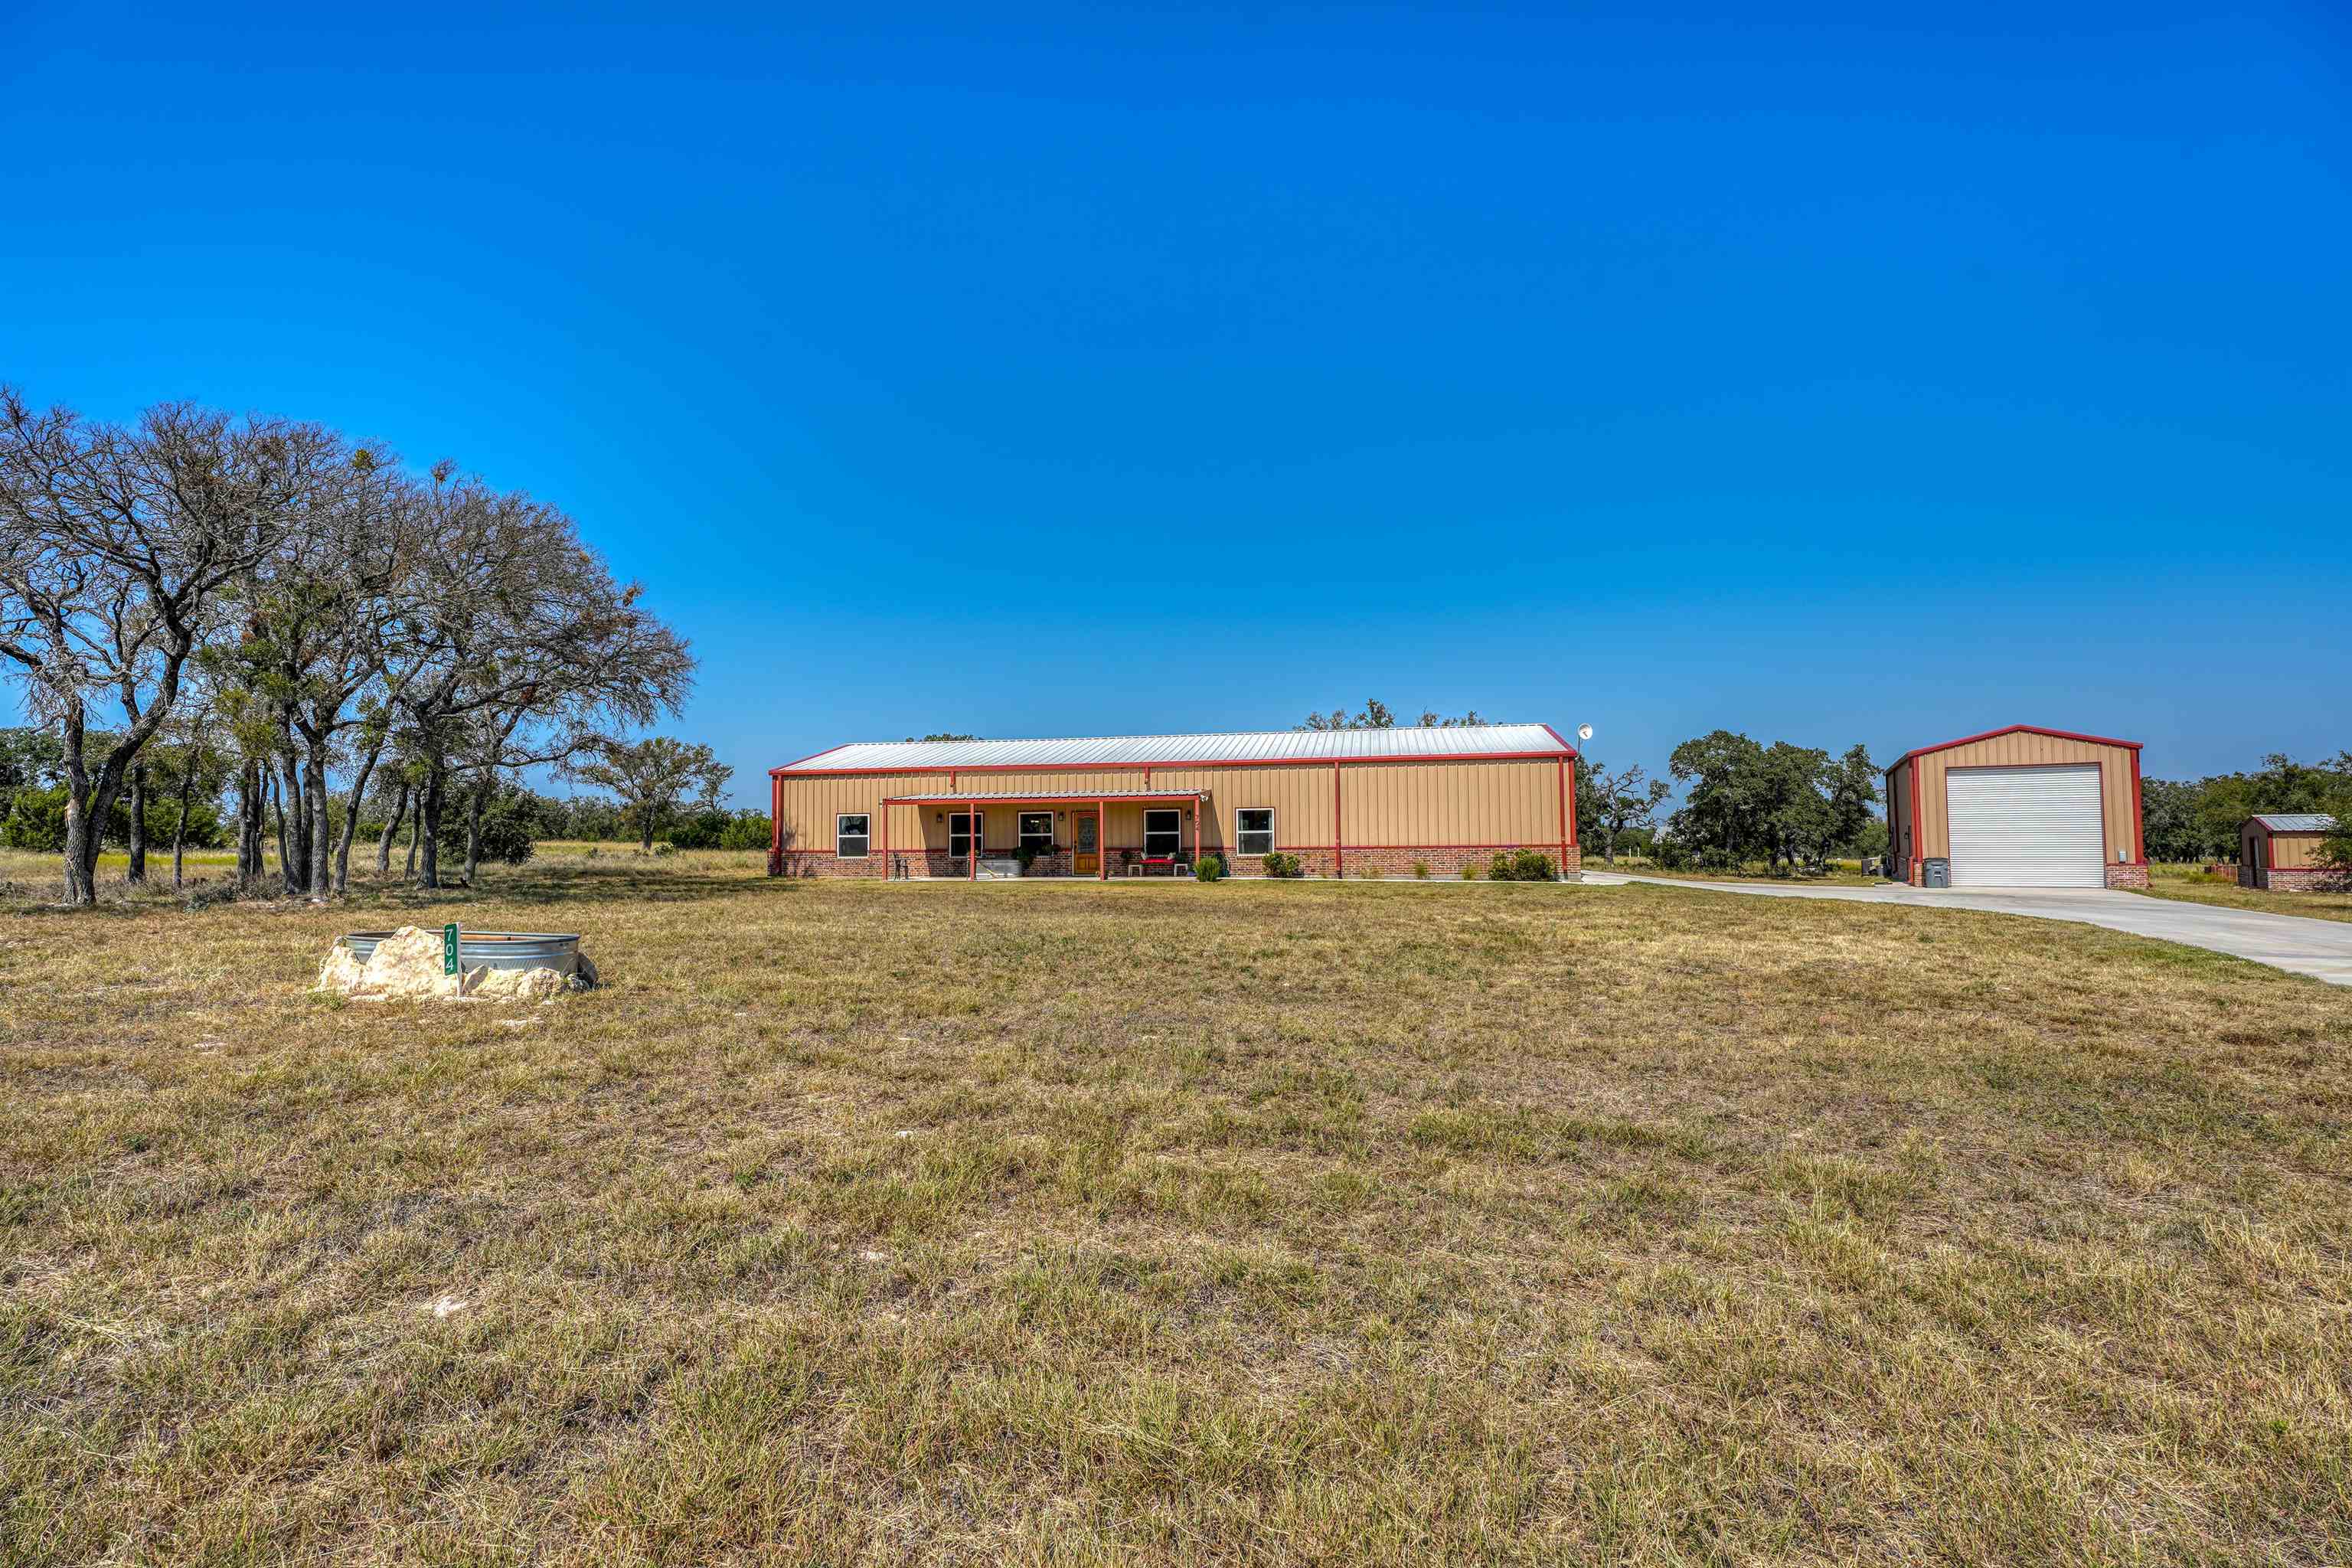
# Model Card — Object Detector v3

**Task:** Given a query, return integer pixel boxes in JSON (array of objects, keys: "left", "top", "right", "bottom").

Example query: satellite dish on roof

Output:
[{"left": 1576, "top": 724, "right": 1593, "bottom": 742}]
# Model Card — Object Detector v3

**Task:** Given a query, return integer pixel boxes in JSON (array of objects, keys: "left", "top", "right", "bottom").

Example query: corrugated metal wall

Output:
[
  {"left": 1342, "top": 759, "right": 1557, "bottom": 844},
  {"left": 2262, "top": 830, "right": 2329, "bottom": 871},
  {"left": 1154, "top": 765, "right": 1334, "bottom": 851},
  {"left": 776, "top": 757, "right": 1568, "bottom": 859},
  {"left": 1912, "top": 734, "right": 2136, "bottom": 862}
]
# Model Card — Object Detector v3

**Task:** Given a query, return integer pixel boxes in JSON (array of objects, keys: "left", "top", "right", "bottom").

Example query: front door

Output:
[{"left": 1073, "top": 812, "right": 1099, "bottom": 874}]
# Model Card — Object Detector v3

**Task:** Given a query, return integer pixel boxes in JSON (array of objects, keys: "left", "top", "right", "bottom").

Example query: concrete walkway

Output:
[{"left": 1581, "top": 872, "right": 2352, "bottom": 987}]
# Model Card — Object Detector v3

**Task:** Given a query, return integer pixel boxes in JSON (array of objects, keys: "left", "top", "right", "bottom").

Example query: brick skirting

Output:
[
  {"left": 2264, "top": 866, "right": 2350, "bottom": 893},
  {"left": 770, "top": 844, "right": 1583, "bottom": 880},
  {"left": 1900, "top": 860, "right": 2154, "bottom": 889}
]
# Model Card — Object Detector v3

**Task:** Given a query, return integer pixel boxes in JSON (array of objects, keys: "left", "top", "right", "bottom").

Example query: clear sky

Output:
[{"left": 5, "top": 3, "right": 2347, "bottom": 802}]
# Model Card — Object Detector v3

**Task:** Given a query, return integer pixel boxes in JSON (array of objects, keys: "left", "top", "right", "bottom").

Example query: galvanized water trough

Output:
[{"left": 338, "top": 929, "right": 583, "bottom": 972}]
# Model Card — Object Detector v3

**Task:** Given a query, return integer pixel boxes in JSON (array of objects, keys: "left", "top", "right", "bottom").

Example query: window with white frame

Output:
[
  {"left": 1235, "top": 807, "right": 1274, "bottom": 856},
  {"left": 1019, "top": 812, "right": 1054, "bottom": 853},
  {"left": 949, "top": 812, "right": 982, "bottom": 858},
  {"left": 836, "top": 813, "right": 871, "bottom": 858},
  {"left": 1143, "top": 808, "right": 1181, "bottom": 858}
]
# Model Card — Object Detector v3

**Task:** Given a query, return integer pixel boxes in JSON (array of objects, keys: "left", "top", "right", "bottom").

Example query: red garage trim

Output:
[
  {"left": 2128, "top": 747, "right": 2146, "bottom": 862},
  {"left": 1909, "top": 759, "right": 1922, "bottom": 884},
  {"left": 1889, "top": 724, "right": 2141, "bottom": 769}
]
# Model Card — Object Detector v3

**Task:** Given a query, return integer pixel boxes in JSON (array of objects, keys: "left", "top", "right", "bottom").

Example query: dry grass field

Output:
[
  {"left": 5, "top": 851, "right": 2351, "bottom": 1565},
  {"left": 2136, "top": 862, "right": 2352, "bottom": 924}
]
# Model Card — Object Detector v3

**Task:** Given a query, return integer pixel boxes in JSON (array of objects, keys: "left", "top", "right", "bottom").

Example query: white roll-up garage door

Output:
[{"left": 1946, "top": 765, "right": 2105, "bottom": 887}]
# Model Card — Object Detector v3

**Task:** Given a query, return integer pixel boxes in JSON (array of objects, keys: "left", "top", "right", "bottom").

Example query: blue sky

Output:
[{"left": 4, "top": 3, "right": 2347, "bottom": 803}]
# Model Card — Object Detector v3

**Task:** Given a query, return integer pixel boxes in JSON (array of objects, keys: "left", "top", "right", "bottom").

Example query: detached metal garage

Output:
[{"left": 1885, "top": 726, "right": 2146, "bottom": 890}]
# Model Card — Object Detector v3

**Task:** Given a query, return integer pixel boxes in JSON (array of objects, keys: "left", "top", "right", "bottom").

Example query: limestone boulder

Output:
[
  {"left": 354, "top": 925, "right": 460, "bottom": 1000},
  {"left": 314, "top": 941, "right": 369, "bottom": 995},
  {"left": 314, "top": 925, "right": 596, "bottom": 1004}
]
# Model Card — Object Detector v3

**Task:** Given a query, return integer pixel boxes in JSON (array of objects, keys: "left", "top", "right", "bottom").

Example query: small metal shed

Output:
[{"left": 2240, "top": 814, "right": 2342, "bottom": 891}]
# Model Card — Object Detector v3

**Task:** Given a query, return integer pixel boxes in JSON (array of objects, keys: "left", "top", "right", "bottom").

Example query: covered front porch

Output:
[{"left": 876, "top": 790, "right": 1210, "bottom": 880}]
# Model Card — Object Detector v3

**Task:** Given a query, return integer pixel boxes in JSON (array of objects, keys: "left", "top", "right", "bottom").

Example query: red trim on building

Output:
[
  {"left": 1908, "top": 759, "right": 1923, "bottom": 884},
  {"left": 768, "top": 773, "right": 783, "bottom": 875},
  {"left": 2128, "top": 747, "right": 2145, "bottom": 862},
  {"left": 779, "top": 841, "right": 1571, "bottom": 854},
  {"left": 1555, "top": 756, "right": 1568, "bottom": 868},
  {"left": 879, "top": 791, "right": 1206, "bottom": 805},
  {"left": 1332, "top": 761, "right": 1344, "bottom": 879},
  {"left": 1889, "top": 724, "right": 2141, "bottom": 769}
]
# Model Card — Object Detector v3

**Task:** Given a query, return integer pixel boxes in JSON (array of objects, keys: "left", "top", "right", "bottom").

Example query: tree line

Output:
[
  {"left": 2140, "top": 752, "right": 2351, "bottom": 864},
  {"left": 1295, "top": 701, "right": 1881, "bottom": 872},
  {"left": 0, "top": 388, "right": 694, "bottom": 904}
]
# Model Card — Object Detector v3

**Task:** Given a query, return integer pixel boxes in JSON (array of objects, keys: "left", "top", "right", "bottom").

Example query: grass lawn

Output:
[
  {"left": 5, "top": 856, "right": 2350, "bottom": 1563},
  {"left": 2134, "top": 862, "right": 2352, "bottom": 925}
]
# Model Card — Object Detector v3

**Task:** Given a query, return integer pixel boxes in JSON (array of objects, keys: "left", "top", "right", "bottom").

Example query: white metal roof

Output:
[
  {"left": 779, "top": 724, "right": 1571, "bottom": 773},
  {"left": 2251, "top": 813, "right": 2338, "bottom": 834}
]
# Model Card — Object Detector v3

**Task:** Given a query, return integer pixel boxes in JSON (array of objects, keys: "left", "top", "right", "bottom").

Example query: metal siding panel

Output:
[
  {"left": 1320, "top": 760, "right": 1553, "bottom": 845},
  {"left": 1947, "top": 765, "right": 2105, "bottom": 887},
  {"left": 2274, "top": 833, "right": 2321, "bottom": 870},
  {"left": 1920, "top": 756, "right": 1948, "bottom": 859}
]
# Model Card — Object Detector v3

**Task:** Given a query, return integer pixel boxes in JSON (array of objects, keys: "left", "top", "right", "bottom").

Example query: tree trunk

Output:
[
  {"left": 172, "top": 761, "right": 195, "bottom": 889},
  {"left": 404, "top": 788, "right": 421, "bottom": 877},
  {"left": 639, "top": 806, "right": 655, "bottom": 852},
  {"left": 236, "top": 763, "right": 256, "bottom": 886},
  {"left": 463, "top": 777, "right": 491, "bottom": 885},
  {"left": 126, "top": 766, "right": 148, "bottom": 885},
  {"left": 418, "top": 763, "right": 444, "bottom": 888},
  {"left": 271, "top": 767, "right": 296, "bottom": 894},
  {"left": 58, "top": 702, "right": 94, "bottom": 906},
  {"left": 245, "top": 761, "right": 266, "bottom": 887},
  {"left": 377, "top": 779, "right": 410, "bottom": 877},
  {"left": 64, "top": 732, "right": 137, "bottom": 909},
  {"left": 290, "top": 756, "right": 312, "bottom": 893},
  {"left": 305, "top": 746, "right": 332, "bottom": 903},
  {"left": 332, "top": 733, "right": 394, "bottom": 897}
]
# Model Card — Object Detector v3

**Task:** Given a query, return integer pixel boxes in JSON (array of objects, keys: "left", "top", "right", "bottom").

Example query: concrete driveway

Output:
[{"left": 1581, "top": 873, "right": 2352, "bottom": 986}]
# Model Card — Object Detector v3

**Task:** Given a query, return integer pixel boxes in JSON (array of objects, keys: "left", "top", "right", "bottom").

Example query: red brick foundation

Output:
[
  {"left": 2105, "top": 862, "right": 2151, "bottom": 889},
  {"left": 772, "top": 844, "right": 1585, "bottom": 880},
  {"left": 2263, "top": 866, "right": 2350, "bottom": 892}
]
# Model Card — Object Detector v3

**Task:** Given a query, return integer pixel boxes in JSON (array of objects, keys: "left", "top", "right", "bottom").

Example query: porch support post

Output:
[
  {"left": 768, "top": 773, "right": 782, "bottom": 877},
  {"left": 969, "top": 800, "right": 978, "bottom": 880},
  {"left": 881, "top": 797, "right": 889, "bottom": 880},
  {"left": 1557, "top": 757, "right": 1568, "bottom": 875},
  {"left": 1099, "top": 799, "right": 1107, "bottom": 880},
  {"left": 1333, "top": 762, "right": 1344, "bottom": 880}
]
